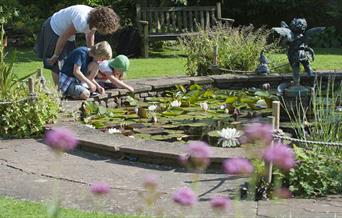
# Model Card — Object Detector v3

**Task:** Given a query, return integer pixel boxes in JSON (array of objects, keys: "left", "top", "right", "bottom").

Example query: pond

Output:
[{"left": 80, "top": 84, "right": 279, "bottom": 147}]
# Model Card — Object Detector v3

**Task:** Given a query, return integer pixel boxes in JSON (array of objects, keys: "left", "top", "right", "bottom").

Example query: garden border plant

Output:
[{"left": 0, "top": 10, "right": 59, "bottom": 138}]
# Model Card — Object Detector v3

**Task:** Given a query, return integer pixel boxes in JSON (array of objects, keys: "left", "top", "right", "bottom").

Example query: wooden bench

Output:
[{"left": 136, "top": 2, "right": 234, "bottom": 57}]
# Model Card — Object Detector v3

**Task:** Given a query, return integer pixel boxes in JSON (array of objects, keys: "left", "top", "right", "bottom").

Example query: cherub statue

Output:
[{"left": 272, "top": 18, "right": 325, "bottom": 85}]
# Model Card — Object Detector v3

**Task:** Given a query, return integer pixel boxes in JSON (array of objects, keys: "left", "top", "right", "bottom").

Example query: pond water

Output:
[{"left": 81, "top": 84, "right": 280, "bottom": 147}]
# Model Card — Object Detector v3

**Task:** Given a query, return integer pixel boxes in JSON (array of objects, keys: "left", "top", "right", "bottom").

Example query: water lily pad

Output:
[{"left": 134, "top": 127, "right": 166, "bottom": 135}]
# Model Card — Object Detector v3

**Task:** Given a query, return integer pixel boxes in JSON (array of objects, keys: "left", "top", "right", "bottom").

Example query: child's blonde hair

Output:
[{"left": 89, "top": 41, "right": 112, "bottom": 60}]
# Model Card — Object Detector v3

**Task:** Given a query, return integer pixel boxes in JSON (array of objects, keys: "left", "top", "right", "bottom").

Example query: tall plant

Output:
[
  {"left": 283, "top": 78, "right": 342, "bottom": 197},
  {"left": 179, "top": 24, "right": 280, "bottom": 76},
  {"left": 0, "top": 6, "right": 35, "bottom": 98}
]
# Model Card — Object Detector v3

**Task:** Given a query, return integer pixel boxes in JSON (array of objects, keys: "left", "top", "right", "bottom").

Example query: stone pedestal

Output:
[{"left": 281, "top": 85, "right": 312, "bottom": 121}]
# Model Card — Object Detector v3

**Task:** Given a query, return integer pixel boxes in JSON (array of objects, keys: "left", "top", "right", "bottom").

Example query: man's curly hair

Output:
[{"left": 88, "top": 7, "right": 120, "bottom": 34}]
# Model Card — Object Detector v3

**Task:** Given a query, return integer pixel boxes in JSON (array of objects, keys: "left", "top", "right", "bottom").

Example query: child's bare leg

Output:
[{"left": 79, "top": 89, "right": 90, "bottom": 100}]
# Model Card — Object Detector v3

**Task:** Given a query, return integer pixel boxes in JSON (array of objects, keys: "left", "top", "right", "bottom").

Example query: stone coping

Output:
[
  {"left": 46, "top": 122, "right": 247, "bottom": 168},
  {"left": 88, "top": 72, "right": 342, "bottom": 100}
]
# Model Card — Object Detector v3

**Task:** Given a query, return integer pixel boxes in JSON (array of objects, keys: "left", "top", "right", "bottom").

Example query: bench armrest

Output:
[
  {"left": 219, "top": 18, "right": 235, "bottom": 23},
  {"left": 138, "top": 20, "right": 149, "bottom": 25}
]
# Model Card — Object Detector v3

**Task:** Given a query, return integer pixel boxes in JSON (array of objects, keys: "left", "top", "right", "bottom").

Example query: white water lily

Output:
[
  {"left": 200, "top": 102, "right": 209, "bottom": 111},
  {"left": 85, "top": 124, "right": 95, "bottom": 129},
  {"left": 219, "top": 105, "right": 226, "bottom": 110},
  {"left": 256, "top": 99, "right": 267, "bottom": 109},
  {"left": 170, "top": 100, "right": 181, "bottom": 107},
  {"left": 108, "top": 128, "right": 121, "bottom": 134},
  {"left": 218, "top": 128, "right": 242, "bottom": 147},
  {"left": 148, "top": 104, "right": 158, "bottom": 112}
]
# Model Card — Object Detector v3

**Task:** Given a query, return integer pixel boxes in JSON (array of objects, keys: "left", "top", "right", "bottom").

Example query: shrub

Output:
[
  {"left": 179, "top": 24, "right": 280, "bottom": 76},
  {"left": 0, "top": 83, "right": 60, "bottom": 138},
  {"left": 283, "top": 78, "right": 342, "bottom": 197}
]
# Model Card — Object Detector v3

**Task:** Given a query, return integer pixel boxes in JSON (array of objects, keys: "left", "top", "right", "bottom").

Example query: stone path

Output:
[{"left": 0, "top": 139, "right": 342, "bottom": 218}]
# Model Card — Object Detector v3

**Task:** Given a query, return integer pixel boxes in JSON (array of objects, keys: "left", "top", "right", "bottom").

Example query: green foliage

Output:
[
  {"left": 311, "top": 26, "right": 342, "bottom": 48},
  {"left": 0, "top": 82, "right": 60, "bottom": 138},
  {"left": 179, "top": 24, "right": 280, "bottom": 76},
  {"left": 288, "top": 146, "right": 342, "bottom": 197},
  {"left": 284, "top": 78, "right": 342, "bottom": 197}
]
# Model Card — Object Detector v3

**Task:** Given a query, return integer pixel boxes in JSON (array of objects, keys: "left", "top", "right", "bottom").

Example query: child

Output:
[
  {"left": 97, "top": 55, "right": 134, "bottom": 92},
  {"left": 59, "top": 41, "right": 112, "bottom": 100}
]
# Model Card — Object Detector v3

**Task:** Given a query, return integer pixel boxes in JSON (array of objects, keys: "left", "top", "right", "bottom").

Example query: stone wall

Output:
[{"left": 89, "top": 72, "right": 342, "bottom": 108}]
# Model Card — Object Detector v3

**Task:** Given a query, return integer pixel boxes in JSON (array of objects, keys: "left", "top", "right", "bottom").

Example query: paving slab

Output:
[{"left": 0, "top": 138, "right": 255, "bottom": 217}]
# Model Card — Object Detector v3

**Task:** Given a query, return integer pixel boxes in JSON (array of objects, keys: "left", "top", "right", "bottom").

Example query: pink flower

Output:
[
  {"left": 90, "top": 182, "right": 111, "bottom": 195},
  {"left": 172, "top": 187, "right": 197, "bottom": 206},
  {"left": 45, "top": 128, "right": 78, "bottom": 152},
  {"left": 143, "top": 175, "right": 158, "bottom": 190},
  {"left": 244, "top": 123, "right": 273, "bottom": 145},
  {"left": 178, "top": 153, "right": 189, "bottom": 166},
  {"left": 187, "top": 141, "right": 213, "bottom": 168},
  {"left": 263, "top": 143, "right": 296, "bottom": 170},
  {"left": 223, "top": 158, "right": 254, "bottom": 175},
  {"left": 210, "top": 196, "right": 231, "bottom": 211}
]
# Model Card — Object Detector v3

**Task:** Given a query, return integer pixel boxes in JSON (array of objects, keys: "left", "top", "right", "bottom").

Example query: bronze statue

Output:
[{"left": 272, "top": 18, "right": 325, "bottom": 85}]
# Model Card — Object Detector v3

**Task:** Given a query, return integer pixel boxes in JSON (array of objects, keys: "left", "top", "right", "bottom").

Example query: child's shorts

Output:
[{"left": 65, "top": 81, "right": 88, "bottom": 99}]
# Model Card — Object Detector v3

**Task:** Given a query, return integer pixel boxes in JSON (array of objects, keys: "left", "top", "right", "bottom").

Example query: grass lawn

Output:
[
  {"left": 6, "top": 47, "right": 342, "bottom": 85},
  {"left": 0, "top": 196, "right": 142, "bottom": 218}
]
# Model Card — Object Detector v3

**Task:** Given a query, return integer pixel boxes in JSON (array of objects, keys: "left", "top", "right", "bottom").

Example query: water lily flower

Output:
[
  {"left": 262, "top": 83, "right": 271, "bottom": 90},
  {"left": 148, "top": 104, "right": 158, "bottom": 112},
  {"left": 108, "top": 128, "right": 121, "bottom": 134},
  {"left": 200, "top": 102, "right": 209, "bottom": 111},
  {"left": 170, "top": 100, "right": 181, "bottom": 107},
  {"left": 218, "top": 128, "right": 242, "bottom": 147},
  {"left": 219, "top": 104, "right": 226, "bottom": 110},
  {"left": 85, "top": 124, "right": 95, "bottom": 129},
  {"left": 255, "top": 99, "right": 267, "bottom": 109}
]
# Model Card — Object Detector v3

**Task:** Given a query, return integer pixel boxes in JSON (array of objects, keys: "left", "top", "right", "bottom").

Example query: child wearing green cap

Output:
[{"left": 97, "top": 54, "right": 134, "bottom": 92}]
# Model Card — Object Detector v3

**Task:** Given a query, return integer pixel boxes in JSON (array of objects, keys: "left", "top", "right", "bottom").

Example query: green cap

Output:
[{"left": 108, "top": 55, "right": 129, "bottom": 72}]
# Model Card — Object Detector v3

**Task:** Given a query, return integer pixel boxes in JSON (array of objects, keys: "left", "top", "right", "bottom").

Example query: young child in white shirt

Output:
[{"left": 97, "top": 55, "right": 134, "bottom": 92}]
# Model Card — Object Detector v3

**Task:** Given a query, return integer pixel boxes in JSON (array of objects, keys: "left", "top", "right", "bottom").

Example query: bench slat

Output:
[
  {"left": 177, "top": 11, "right": 182, "bottom": 32},
  {"left": 141, "top": 6, "right": 216, "bottom": 12},
  {"left": 206, "top": 11, "right": 210, "bottom": 30},
  {"left": 183, "top": 10, "right": 187, "bottom": 32},
  {"left": 200, "top": 10, "right": 204, "bottom": 30},
  {"left": 148, "top": 11, "right": 152, "bottom": 33}
]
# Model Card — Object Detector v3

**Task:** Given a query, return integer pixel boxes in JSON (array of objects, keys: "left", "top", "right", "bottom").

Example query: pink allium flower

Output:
[
  {"left": 143, "top": 175, "right": 158, "bottom": 190},
  {"left": 210, "top": 196, "right": 231, "bottom": 211},
  {"left": 172, "top": 187, "right": 197, "bottom": 206},
  {"left": 90, "top": 182, "right": 111, "bottom": 195},
  {"left": 187, "top": 141, "right": 213, "bottom": 168},
  {"left": 223, "top": 158, "right": 254, "bottom": 175},
  {"left": 273, "top": 187, "right": 292, "bottom": 199},
  {"left": 244, "top": 123, "right": 273, "bottom": 145},
  {"left": 178, "top": 153, "right": 189, "bottom": 166},
  {"left": 45, "top": 128, "right": 78, "bottom": 152},
  {"left": 263, "top": 143, "right": 296, "bottom": 170}
]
